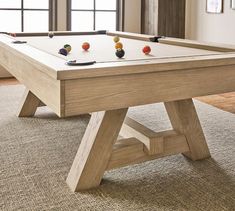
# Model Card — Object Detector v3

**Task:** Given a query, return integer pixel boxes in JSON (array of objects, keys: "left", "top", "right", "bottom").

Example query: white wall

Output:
[{"left": 186, "top": 0, "right": 235, "bottom": 45}]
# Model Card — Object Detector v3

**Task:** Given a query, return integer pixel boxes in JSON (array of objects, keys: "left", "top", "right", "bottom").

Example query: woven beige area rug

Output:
[{"left": 0, "top": 85, "right": 235, "bottom": 211}]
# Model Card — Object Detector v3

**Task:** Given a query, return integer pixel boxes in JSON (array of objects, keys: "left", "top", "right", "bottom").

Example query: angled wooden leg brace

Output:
[
  {"left": 67, "top": 99, "right": 211, "bottom": 192},
  {"left": 66, "top": 108, "right": 128, "bottom": 192},
  {"left": 164, "top": 99, "right": 210, "bottom": 160},
  {"left": 17, "top": 88, "right": 45, "bottom": 117}
]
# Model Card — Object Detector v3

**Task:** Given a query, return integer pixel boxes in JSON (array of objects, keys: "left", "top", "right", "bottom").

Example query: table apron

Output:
[{"left": 63, "top": 64, "right": 235, "bottom": 116}]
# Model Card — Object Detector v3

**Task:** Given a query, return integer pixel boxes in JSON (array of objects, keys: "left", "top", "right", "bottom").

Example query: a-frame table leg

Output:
[
  {"left": 164, "top": 99, "right": 211, "bottom": 161},
  {"left": 17, "top": 88, "right": 42, "bottom": 117},
  {"left": 66, "top": 108, "right": 128, "bottom": 192}
]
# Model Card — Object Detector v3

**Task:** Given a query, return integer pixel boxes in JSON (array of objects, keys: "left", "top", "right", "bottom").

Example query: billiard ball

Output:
[
  {"left": 115, "top": 42, "right": 123, "bottom": 50},
  {"left": 113, "top": 36, "right": 120, "bottom": 43},
  {"left": 59, "top": 48, "right": 68, "bottom": 56},
  {"left": 48, "top": 32, "right": 54, "bottom": 38},
  {"left": 82, "top": 42, "right": 90, "bottom": 51},
  {"left": 10, "top": 33, "right": 16, "bottom": 37},
  {"left": 116, "top": 49, "right": 125, "bottom": 58},
  {"left": 64, "top": 44, "right": 72, "bottom": 53},
  {"left": 142, "top": 45, "right": 151, "bottom": 55}
]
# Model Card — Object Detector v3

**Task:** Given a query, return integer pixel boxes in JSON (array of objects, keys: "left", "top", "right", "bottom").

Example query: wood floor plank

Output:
[
  {"left": 0, "top": 78, "right": 19, "bottom": 85},
  {"left": 197, "top": 94, "right": 235, "bottom": 114}
]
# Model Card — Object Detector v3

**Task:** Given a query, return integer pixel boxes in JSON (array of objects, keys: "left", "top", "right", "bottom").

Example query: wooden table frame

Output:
[{"left": 1, "top": 31, "right": 235, "bottom": 192}]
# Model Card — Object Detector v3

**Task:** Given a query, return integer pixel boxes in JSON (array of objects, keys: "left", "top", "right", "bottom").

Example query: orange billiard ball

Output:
[
  {"left": 115, "top": 42, "right": 123, "bottom": 50},
  {"left": 82, "top": 42, "right": 90, "bottom": 51},
  {"left": 142, "top": 45, "right": 151, "bottom": 55}
]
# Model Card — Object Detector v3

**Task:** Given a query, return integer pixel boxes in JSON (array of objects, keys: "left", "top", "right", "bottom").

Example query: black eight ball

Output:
[{"left": 116, "top": 49, "right": 125, "bottom": 58}]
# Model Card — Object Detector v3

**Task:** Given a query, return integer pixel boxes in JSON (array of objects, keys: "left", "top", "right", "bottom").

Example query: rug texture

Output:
[{"left": 0, "top": 85, "right": 234, "bottom": 211}]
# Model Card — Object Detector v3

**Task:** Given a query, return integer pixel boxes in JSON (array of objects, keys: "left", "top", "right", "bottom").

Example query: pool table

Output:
[{"left": 1, "top": 31, "right": 235, "bottom": 192}]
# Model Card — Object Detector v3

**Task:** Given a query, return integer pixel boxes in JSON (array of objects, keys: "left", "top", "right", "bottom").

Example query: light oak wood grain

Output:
[
  {"left": 121, "top": 116, "right": 157, "bottom": 151},
  {"left": 0, "top": 36, "right": 64, "bottom": 117},
  {"left": 106, "top": 136, "right": 189, "bottom": 170},
  {"left": 57, "top": 53, "right": 235, "bottom": 80},
  {"left": 107, "top": 31, "right": 155, "bottom": 41},
  {"left": 66, "top": 108, "right": 128, "bottom": 191},
  {"left": 0, "top": 64, "right": 12, "bottom": 78},
  {"left": 2, "top": 33, "right": 235, "bottom": 82},
  {"left": 121, "top": 117, "right": 187, "bottom": 155},
  {"left": 159, "top": 37, "right": 235, "bottom": 52},
  {"left": 17, "top": 89, "right": 42, "bottom": 117},
  {"left": 164, "top": 99, "right": 210, "bottom": 160},
  {"left": 64, "top": 65, "right": 235, "bottom": 116}
]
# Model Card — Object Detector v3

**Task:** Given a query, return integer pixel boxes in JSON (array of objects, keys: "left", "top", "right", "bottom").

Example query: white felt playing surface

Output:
[{"left": 20, "top": 35, "right": 219, "bottom": 64}]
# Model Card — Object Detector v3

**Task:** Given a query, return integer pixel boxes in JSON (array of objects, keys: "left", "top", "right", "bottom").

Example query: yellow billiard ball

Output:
[
  {"left": 113, "top": 36, "right": 120, "bottom": 43},
  {"left": 64, "top": 44, "right": 72, "bottom": 53}
]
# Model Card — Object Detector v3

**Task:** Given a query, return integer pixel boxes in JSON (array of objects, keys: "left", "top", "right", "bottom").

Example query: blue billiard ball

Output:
[{"left": 59, "top": 48, "right": 68, "bottom": 56}]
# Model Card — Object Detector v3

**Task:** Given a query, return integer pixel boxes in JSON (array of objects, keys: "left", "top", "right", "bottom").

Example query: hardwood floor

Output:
[
  {"left": 0, "top": 78, "right": 19, "bottom": 85},
  {"left": 0, "top": 78, "right": 235, "bottom": 114},
  {"left": 197, "top": 93, "right": 235, "bottom": 114}
]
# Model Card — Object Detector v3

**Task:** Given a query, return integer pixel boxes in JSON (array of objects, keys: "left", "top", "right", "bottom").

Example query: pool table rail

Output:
[
  {"left": 1, "top": 30, "right": 107, "bottom": 37},
  {"left": 159, "top": 37, "right": 235, "bottom": 52},
  {"left": 0, "top": 35, "right": 64, "bottom": 117},
  {"left": 1, "top": 32, "right": 235, "bottom": 82}
]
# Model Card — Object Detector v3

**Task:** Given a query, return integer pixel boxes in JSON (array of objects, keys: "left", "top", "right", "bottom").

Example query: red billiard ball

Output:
[
  {"left": 142, "top": 45, "right": 151, "bottom": 55},
  {"left": 10, "top": 33, "right": 16, "bottom": 37},
  {"left": 82, "top": 42, "right": 90, "bottom": 51}
]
